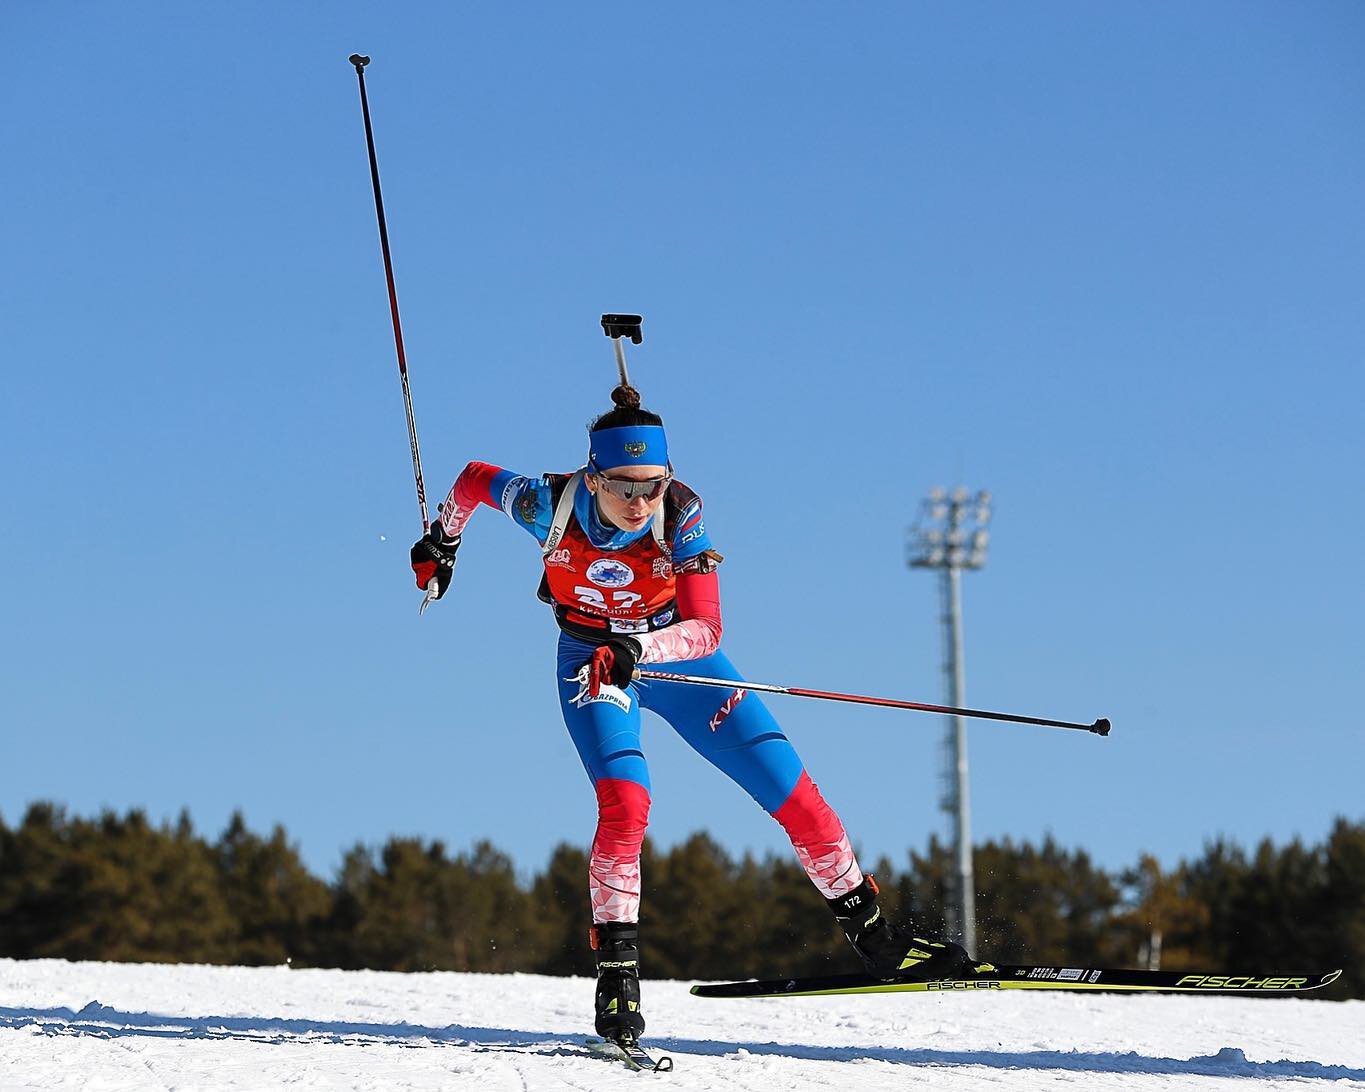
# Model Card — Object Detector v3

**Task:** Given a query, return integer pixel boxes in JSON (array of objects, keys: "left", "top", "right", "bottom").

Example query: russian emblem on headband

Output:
[{"left": 624, "top": 442, "right": 647, "bottom": 457}]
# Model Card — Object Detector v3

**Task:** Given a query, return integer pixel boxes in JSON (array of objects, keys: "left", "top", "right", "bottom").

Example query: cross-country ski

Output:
[{"left": 692, "top": 965, "right": 1345, "bottom": 999}]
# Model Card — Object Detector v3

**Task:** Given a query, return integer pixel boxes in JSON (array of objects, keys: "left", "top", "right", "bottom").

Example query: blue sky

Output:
[{"left": 4, "top": 2, "right": 1362, "bottom": 885}]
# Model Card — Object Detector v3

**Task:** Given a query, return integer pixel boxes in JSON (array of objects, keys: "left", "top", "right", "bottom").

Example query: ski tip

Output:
[{"left": 1321, "top": 969, "right": 1344, "bottom": 987}]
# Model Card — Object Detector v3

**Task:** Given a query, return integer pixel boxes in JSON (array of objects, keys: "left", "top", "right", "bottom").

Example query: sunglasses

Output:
[{"left": 594, "top": 472, "right": 672, "bottom": 502}]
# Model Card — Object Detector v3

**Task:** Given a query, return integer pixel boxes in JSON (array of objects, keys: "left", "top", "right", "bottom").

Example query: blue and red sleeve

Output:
[{"left": 438, "top": 461, "right": 554, "bottom": 545}]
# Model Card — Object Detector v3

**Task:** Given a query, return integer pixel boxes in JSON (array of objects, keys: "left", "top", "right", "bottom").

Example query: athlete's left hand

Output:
[{"left": 585, "top": 636, "right": 642, "bottom": 697}]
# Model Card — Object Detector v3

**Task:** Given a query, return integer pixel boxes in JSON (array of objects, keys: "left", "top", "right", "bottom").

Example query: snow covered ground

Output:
[{"left": 0, "top": 958, "right": 1360, "bottom": 1091}]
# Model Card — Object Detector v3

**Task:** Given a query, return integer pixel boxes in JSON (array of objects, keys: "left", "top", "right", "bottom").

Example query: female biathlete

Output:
[{"left": 410, "top": 384, "right": 974, "bottom": 1043}]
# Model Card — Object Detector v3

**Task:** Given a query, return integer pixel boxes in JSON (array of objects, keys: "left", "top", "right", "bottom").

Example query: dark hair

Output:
[{"left": 588, "top": 384, "right": 664, "bottom": 432}]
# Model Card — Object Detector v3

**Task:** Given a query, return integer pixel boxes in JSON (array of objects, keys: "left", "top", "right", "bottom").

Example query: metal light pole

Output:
[{"left": 907, "top": 487, "right": 992, "bottom": 954}]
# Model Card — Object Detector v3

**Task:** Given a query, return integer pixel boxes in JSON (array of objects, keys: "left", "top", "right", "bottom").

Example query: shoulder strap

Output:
[
  {"left": 652, "top": 495, "right": 666, "bottom": 552},
  {"left": 542, "top": 470, "right": 584, "bottom": 556}
]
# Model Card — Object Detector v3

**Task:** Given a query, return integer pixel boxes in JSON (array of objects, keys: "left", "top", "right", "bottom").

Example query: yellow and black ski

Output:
[{"left": 692, "top": 965, "right": 1343, "bottom": 999}]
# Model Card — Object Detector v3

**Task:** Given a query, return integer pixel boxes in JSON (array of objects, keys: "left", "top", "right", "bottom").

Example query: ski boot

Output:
[
  {"left": 827, "top": 875, "right": 976, "bottom": 981},
  {"left": 591, "top": 920, "right": 645, "bottom": 1044}
]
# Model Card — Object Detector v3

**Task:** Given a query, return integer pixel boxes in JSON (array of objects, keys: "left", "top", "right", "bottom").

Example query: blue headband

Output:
[{"left": 588, "top": 425, "right": 670, "bottom": 472}]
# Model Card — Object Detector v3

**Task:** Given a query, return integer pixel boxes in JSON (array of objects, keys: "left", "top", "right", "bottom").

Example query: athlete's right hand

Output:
[
  {"left": 585, "top": 636, "right": 642, "bottom": 697},
  {"left": 410, "top": 523, "right": 461, "bottom": 599}
]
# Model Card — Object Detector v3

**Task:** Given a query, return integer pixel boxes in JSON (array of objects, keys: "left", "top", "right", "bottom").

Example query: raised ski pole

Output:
[
  {"left": 635, "top": 669, "right": 1111, "bottom": 736},
  {"left": 602, "top": 313, "right": 644, "bottom": 384},
  {"left": 348, "top": 54, "right": 440, "bottom": 615}
]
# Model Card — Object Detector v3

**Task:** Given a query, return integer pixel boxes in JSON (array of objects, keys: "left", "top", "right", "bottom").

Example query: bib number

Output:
[{"left": 574, "top": 587, "right": 643, "bottom": 611}]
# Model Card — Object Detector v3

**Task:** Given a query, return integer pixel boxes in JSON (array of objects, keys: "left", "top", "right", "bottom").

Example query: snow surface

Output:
[{"left": 0, "top": 958, "right": 1361, "bottom": 1091}]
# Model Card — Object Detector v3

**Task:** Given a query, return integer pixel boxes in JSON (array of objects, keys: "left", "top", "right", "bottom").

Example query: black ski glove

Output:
[
  {"left": 586, "top": 636, "right": 642, "bottom": 696},
  {"left": 410, "top": 523, "right": 461, "bottom": 599}
]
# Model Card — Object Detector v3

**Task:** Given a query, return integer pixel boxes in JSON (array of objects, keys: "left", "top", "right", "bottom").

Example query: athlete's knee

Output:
[
  {"left": 772, "top": 770, "right": 864, "bottom": 898},
  {"left": 772, "top": 770, "right": 845, "bottom": 847},
  {"left": 593, "top": 778, "right": 652, "bottom": 857}
]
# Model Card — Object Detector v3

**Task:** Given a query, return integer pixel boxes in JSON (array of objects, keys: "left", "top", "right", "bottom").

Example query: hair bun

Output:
[{"left": 610, "top": 384, "right": 642, "bottom": 410}]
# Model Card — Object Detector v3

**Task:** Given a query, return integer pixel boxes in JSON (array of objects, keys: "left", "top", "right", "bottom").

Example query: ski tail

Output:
[
  {"left": 691, "top": 965, "right": 1343, "bottom": 999},
  {"left": 586, "top": 1035, "right": 674, "bottom": 1072}
]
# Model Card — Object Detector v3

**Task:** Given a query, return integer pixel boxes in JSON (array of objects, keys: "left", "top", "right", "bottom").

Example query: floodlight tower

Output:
[{"left": 907, "top": 487, "right": 992, "bottom": 954}]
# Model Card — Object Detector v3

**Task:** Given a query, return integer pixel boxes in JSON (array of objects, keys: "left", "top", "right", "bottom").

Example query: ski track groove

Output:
[{"left": 111, "top": 1033, "right": 175, "bottom": 1092}]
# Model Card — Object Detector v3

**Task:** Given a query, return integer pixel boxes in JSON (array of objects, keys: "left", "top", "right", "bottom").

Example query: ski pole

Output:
[
  {"left": 635, "top": 670, "right": 1111, "bottom": 736},
  {"left": 348, "top": 54, "right": 439, "bottom": 615}
]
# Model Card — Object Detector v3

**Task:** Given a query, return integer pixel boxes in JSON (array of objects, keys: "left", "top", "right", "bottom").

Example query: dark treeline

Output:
[{"left": 0, "top": 803, "right": 1359, "bottom": 999}]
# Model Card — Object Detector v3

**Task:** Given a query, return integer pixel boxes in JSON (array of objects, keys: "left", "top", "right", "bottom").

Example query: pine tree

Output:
[
  {"left": 1321, "top": 818, "right": 1365, "bottom": 999},
  {"left": 216, "top": 812, "right": 331, "bottom": 966},
  {"left": 646, "top": 832, "right": 747, "bottom": 979},
  {"left": 746, "top": 851, "right": 849, "bottom": 978},
  {"left": 528, "top": 843, "right": 592, "bottom": 976},
  {"left": 0, "top": 802, "right": 69, "bottom": 958},
  {"left": 0, "top": 804, "right": 236, "bottom": 963},
  {"left": 343, "top": 837, "right": 459, "bottom": 971},
  {"left": 1114, "top": 853, "right": 1209, "bottom": 968},
  {"left": 459, "top": 839, "right": 546, "bottom": 973}
]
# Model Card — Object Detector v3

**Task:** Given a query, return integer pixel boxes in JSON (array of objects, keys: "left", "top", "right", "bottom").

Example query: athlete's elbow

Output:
[{"left": 458, "top": 460, "right": 498, "bottom": 485}]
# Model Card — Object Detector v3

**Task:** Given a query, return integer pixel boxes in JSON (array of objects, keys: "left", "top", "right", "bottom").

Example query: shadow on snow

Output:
[{"left": 1, "top": 1003, "right": 1360, "bottom": 1082}]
